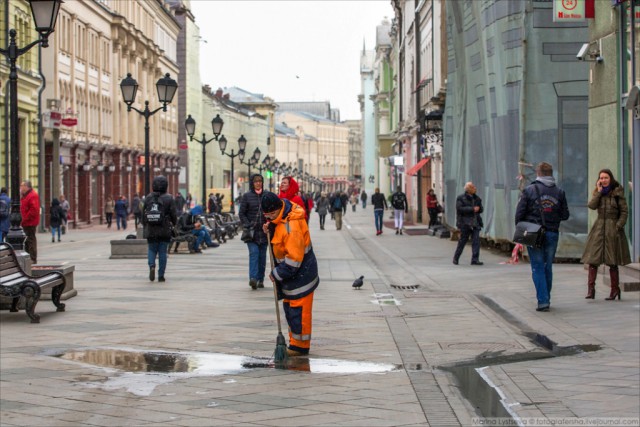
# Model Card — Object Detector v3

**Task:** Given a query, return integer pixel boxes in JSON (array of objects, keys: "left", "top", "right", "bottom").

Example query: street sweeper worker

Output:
[{"left": 261, "top": 191, "right": 319, "bottom": 357}]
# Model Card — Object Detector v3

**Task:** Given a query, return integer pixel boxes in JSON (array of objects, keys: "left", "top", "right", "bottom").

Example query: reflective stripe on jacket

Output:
[{"left": 270, "top": 199, "right": 319, "bottom": 300}]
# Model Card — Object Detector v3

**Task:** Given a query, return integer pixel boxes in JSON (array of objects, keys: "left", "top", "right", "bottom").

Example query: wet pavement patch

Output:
[{"left": 45, "top": 347, "right": 399, "bottom": 396}]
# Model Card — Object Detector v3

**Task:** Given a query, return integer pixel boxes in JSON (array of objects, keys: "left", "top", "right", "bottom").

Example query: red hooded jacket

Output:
[{"left": 278, "top": 176, "right": 307, "bottom": 220}]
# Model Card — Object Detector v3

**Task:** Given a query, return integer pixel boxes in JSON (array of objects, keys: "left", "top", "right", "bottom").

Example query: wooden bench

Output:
[{"left": 0, "top": 243, "right": 66, "bottom": 323}]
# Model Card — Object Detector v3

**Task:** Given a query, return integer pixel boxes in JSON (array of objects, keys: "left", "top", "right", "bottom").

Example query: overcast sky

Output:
[{"left": 191, "top": 1, "right": 394, "bottom": 121}]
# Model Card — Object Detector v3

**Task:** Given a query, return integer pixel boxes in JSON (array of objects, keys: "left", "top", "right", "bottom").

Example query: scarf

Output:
[{"left": 600, "top": 185, "right": 611, "bottom": 196}]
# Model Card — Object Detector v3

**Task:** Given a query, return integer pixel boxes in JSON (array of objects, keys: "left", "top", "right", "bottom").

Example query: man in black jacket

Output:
[
  {"left": 143, "top": 176, "right": 178, "bottom": 283},
  {"left": 239, "top": 174, "right": 268, "bottom": 290},
  {"left": 515, "top": 162, "right": 569, "bottom": 312},
  {"left": 453, "top": 182, "right": 484, "bottom": 266},
  {"left": 371, "top": 187, "right": 388, "bottom": 235}
]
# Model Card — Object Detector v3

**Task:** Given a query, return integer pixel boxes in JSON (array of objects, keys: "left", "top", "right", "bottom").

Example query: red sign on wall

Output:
[{"left": 61, "top": 117, "right": 78, "bottom": 127}]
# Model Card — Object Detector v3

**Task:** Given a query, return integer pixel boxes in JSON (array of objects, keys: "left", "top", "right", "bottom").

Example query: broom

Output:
[{"left": 267, "top": 231, "right": 288, "bottom": 366}]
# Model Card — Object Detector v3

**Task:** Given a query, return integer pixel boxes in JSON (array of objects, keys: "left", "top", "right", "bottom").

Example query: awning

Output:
[{"left": 405, "top": 157, "right": 430, "bottom": 176}]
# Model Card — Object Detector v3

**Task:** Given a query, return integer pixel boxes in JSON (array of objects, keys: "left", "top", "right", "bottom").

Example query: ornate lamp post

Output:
[
  {"left": 219, "top": 134, "right": 247, "bottom": 212},
  {"left": 239, "top": 147, "right": 261, "bottom": 177},
  {"left": 1, "top": 0, "right": 62, "bottom": 249},
  {"left": 185, "top": 114, "right": 224, "bottom": 207},
  {"left": 120, "top": 72, "right": 177, "bottom": 197},
  {"left": 257, "top": 154, "right": 271, "bottom": 175}
]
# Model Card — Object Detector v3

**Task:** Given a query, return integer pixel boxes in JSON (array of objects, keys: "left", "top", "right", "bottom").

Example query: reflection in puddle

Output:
[{"left": 49, "top": 348, "right": 398, "bottom": 396}]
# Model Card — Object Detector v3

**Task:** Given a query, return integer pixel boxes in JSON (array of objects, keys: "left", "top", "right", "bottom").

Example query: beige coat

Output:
[
  {"left": 580, "top": 186, "right": 631, "bottom": 266},
  {"left": 105, "top": 199, "right": 115, "bottom": 214}
]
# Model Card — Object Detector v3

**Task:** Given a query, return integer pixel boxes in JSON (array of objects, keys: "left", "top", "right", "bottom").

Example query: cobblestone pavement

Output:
[{"left": 1, "top": 208, "right": 638, "bottom": 426}]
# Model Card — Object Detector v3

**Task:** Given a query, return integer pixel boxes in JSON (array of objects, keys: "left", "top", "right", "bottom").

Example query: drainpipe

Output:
[
  {"left": 415, "top": 4, "right": 422, "bottom": 223},
  {"left": 37, "top": 45, "right": 46, "bottom": 233},
  {"left": 629, "top": 4, "right": 639, "bottom": 261},
  {"left": 3, "top": 2, "right": 9, "bottom": 189}
]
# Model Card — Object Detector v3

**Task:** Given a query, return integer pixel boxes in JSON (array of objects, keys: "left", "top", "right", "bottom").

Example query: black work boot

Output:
[{"left": 149, "top": 266, "right": 155, "bottom": 282}]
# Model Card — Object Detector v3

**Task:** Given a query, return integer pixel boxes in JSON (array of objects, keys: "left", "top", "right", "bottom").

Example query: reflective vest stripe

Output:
[
  {"left": 290, "top": 332, "right": 311, "bottom": 341},
  {"left": 285, "top": 257, "right": 301, "bottom": 268},
  {"left": 282, "top": 276, "right": 319, "bottom": 297}
]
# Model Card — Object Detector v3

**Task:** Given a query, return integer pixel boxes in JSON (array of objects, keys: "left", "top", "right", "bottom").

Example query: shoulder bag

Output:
[
  {"left": 241, "top": 203, "right": 261, "bottom": 243},
  {"left": 513, "top": 184, "right": 546, "bottom": 248}
]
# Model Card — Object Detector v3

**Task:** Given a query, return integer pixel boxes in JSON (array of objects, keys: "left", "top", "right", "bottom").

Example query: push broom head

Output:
[{"left": 274, "top": 332, "right": 288, "bottom": 367}]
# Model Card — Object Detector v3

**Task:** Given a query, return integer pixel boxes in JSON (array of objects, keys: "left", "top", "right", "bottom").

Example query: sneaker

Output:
[
  {"left": 257, "top": 281, "right": 264, "bottom": 288},
  {"left": 452, "top": 259, "right": 459, "bottom": 265},
  {"left": 395, "top": 229, "right": 399, "bottom": 235},
  {"left": 400, "top": 230, "right": 403, "bottom": 235},
  {"left": 249, "top": 278, "right": 258, "bottom": 290},
  {"left": 52, "top": 238, "right": 55, "bottom": 243},
  {"left": 158, "top": 276, "right": 165, "bottom": 283},
  {"left": 149, "top": 267, "right": 156, "bottom": 282},
  {"left": 536, "top": 306, "right": 550, "bottom": 312},
  {"left": 471, "top": 261, "right": 484, "bottom": 266}
]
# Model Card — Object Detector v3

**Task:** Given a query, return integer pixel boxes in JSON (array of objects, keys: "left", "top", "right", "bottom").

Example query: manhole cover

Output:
[
  {"left": 441, "top": 342, "right": 520, "bottom": 351},
  {"left": 390, "top": 284, "right": 421, "bottom": 290}
]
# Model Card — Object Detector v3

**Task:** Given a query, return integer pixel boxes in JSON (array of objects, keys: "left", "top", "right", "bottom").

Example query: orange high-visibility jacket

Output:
[{"left": 270, "top": 199, "right": 319, "bottom": 299}]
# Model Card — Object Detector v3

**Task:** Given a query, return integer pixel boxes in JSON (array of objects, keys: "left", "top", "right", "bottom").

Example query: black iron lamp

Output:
[
  {"left": 185, "top": 113, "right": 225, "bottom": 206},
  {"left": 1, "top": 0, "right": 62, "bottom": 249},
  {"left": 120, "top": 72, "right": 178, "bottom": 197},
  {"left": 218, "top": 134, "right": 247, "bottom": 212}
]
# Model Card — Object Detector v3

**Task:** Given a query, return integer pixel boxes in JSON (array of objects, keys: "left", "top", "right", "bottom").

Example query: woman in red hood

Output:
[{"left": 278, "top": 176, "right": 308, "bottom": 221}]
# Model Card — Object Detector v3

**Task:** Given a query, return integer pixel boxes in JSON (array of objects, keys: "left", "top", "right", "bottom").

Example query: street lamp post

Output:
[
  {"left": 120, "top": 72, "right": 177, "bottom": 198},
  {"left": 219, "top": 134, "right": 247, "bottom": 213},
  {"left": 1, "top": 0, "right": 62, "bottom": 250},
  {"left": 239, "top": 147, "right": 262, "bottom": 177},
  {"left": 185, "top": 114, "right": 224, "bottom": 207}
]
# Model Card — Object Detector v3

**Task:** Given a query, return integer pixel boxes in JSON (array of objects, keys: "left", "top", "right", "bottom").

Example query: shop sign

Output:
[{"left": 553, "top": 0, "right": 586, "bottom": 22}]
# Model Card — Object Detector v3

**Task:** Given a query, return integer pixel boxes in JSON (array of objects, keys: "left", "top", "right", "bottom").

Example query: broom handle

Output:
[{"left": 267, "top": 230, "right": 283, "bottom": 334}]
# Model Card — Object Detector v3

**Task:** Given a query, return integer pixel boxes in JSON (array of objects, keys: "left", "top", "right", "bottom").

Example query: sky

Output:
[{"left": 191, "top": 0, "right": 394, "bottom": 121}]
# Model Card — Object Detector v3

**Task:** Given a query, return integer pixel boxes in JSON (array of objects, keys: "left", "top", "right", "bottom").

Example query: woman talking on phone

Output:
[{"left": 580, "top": 169, "right": 631, "bottom": 300}]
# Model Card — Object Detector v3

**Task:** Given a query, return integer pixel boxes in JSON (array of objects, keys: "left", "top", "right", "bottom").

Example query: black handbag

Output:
[
  {"left": 513, "top": 184, "right": 546, "bottom": 248},
  {"left": 241, "top": 227, "right": 254, "bottom": 243}
]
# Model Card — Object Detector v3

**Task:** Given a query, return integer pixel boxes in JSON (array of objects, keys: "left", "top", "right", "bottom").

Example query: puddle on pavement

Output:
[
  {"left": 47, "top": 348, "right": 399, "bottom": 396},
  {"left": 371, "top": 293, "right": 402, "bottom": 306},
  {"left": 441, "top": 338, "right": 602, "bottom": 421}
]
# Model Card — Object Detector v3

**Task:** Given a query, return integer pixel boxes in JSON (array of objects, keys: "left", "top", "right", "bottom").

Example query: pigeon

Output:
[{"left": 352, "top": 275, "right": 364, "bottom": 290}]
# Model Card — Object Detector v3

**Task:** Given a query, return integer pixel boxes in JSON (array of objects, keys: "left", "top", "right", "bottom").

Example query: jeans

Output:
[
  {"left": 148, "top": 241, "right": 169, "bottom": 278},
  {"left": 526, "top": 231, "right": 559, "bottom": 309},
  {"left": 428, "top": 208, "right": 438, "bottom": 227},
  {"left": 191, "top": 229, "right": 213, "bottom": 249},
  {"left": 116, "top": 214, "right": 127, "bottom": 230},
  {"left": 51, "top": 226, "right": 61, "bottom": 241},
  {"left": 318, "top": 214, "right": 326, "bottom": 229},
  {"left": 334, "top": 210, "right": 343, "bottom": 230},
  {"left": 247, "top": 241, "right": 267, "bottom": 282},
  {"left": 105, "top": 212, "right": 113, "bottom": 227},
  {"left": 394, "top": 209, "right": 404, "bottom": 230},
  {"left": 23, "top": 225, "right": 37, "bottom": 263},
  {"left": 374, "top": 209, "right": 384, "bottom": 232},
  {"left": 454, "top": 226, "right": 481, "bottom": 263},
  {"left": 362, "top": 200, "right": 366, "bottom": 208}
]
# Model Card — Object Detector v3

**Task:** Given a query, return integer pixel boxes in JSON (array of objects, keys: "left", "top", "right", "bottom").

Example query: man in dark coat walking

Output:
[
  {"left": 453, "top": 182, "right": 484, "bottom": 266},
  {"left": 143, "top": 176, "right": 177, "bottom": 283}
]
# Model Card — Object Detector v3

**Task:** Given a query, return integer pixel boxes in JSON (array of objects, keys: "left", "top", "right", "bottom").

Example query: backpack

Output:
[
  {"left": 0, "top": 198, "right": 8, "bottom": 219},
  {"left": 392, "top": 192, "right": 405, "bottom": 209},
  {"left": 333, "top": 195, "right": 343, "bottom": 210},
  {"left": 50, "top": 207, "right": 60, "bottom": 221},
  {"left": 144, "top": 193, "right": 165, "bottom": 225}
]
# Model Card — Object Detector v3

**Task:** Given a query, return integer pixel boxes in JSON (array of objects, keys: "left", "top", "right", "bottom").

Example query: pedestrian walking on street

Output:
[
  {"left": 104, "top": 196, "right": 115, "bottom": 228},
  {"left": 20, "top": 180, "right": 40, "bottom": 264},
  {"left": 426, "top": 189, "right": 439, "bottom": 228},
  {"left": 515, "top": 163, "right": 570, "bottom": 312},
  {"left": 142, "top": 176, "right": 177, "bottom": 283},
  {"left": 391, "top": 186, "right": 408, "bottom": 235},
  {"left": 239, "top": 174, "right": 268, "bottom": 290},
  {"left": 350, "top": 193, "right": 358, "bottom": 212},
  {"left": 360, "top": 190, "right": 367, "bottom": 209},
  {"left": 0, "top": 187, "right": 10, "bottom": 242},
  {"left": 115, "top": 195, "right": 128, "bottom": 230},
  {"left": 131, "top": 193, "right": 142, "bottom": 228},
  {"left": 59, "top": 194, "right": 70, "bottom": 234},
  {"left": 580, "top": 169, "right": 631, "bottom": 301},
  {"left": 371, "top": 187, "right": 388, "bottom": 235},
  {"left": 261, "top": 191, "right": 319, "bottom": 357},
  {"left": 174, "top": 192, "right": 186, "bottom": 214},
  {"left": 49, "top": 198, "right": 64, "bottom": 242},
  {"left": 453, "top": 182, "right": 484, "bottom": 266},
  {"left": 329, "top": 191, "right": 348, "bottom": 230},
  {"left": 185, "top": 193, "right": 193, "bottom": 212},
  {"left": 315, "top": 192, "right": 330, "bottom": 230}
]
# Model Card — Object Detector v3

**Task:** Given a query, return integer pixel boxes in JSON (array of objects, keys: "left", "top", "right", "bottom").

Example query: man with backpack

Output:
[
  {"left": 329, "top": 191, "right": 348, "bottom": 230},
  {"left": 0, "top": 187, "right": 10, "bottom": 242},
  {"left": 391, "top": 186, "right": 408, "bottom": 235},
  {"left": 142, "top": 176, "right": 177, "bottom": 283}
]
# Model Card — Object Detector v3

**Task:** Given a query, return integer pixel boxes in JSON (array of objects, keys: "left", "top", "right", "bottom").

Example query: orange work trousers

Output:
[{"left": 283, "top": 291, "right": 314, "bottom": 354}]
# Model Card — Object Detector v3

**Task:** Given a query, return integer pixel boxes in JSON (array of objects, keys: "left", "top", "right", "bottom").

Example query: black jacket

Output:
[
  {"left": 238, "top": 174, "right": 267, "bottom": 244},
  {"left": 391, "top": 191, "right": 408, "bottom": 212},
  {"left": 371, "top": 192, "right": 388, "bottom": 210},
  {"left": 143, "top": 176, "right": 178, "bottom": 241},
  {"left": 329, "top": 193, "right": 348, "bottom": 214},
  {"left": 515, "top": 179, "right": 569, "bottom": 232},
  {"left": 456, "top": 192, "right": 483, "bottom": 229}
]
